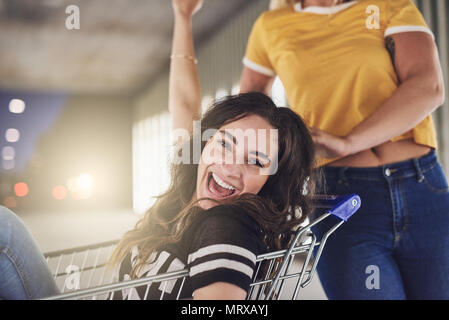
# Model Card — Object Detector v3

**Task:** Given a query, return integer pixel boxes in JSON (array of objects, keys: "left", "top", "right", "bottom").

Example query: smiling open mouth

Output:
[{"left": 207, "top": 172, "right": 237, "bottom": 199}]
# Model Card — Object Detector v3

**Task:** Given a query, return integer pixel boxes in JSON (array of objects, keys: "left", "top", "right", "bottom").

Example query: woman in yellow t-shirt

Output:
[{"left": 241, "top": 0, "right": 449, "bottom": 299}]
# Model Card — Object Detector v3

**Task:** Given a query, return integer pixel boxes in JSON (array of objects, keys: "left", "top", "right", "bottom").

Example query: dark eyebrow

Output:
[
  {"left": 219, "top": 129, "right": 271, "bottom": 164},
  {"left": 249, "top": 151, "right": 271, "bottom": 164},
  {"left": 219, "top": 130, "right": 237, "bottom": 145}
]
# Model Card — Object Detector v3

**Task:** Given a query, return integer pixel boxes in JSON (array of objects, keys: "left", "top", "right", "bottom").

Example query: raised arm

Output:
[{"left": 169, "top": 0, "right": 203, "bottom": 137}]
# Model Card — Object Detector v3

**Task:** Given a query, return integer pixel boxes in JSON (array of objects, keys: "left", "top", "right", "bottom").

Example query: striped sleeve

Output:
[
  {"left": 384, "top": 0, "right": 434, "bottom": 39},
  {"left": 187, "top": 205, "right": 264, "bottom": 293},
  {"left": 243, "top": 13, "right": 276, "bottom": 77}
]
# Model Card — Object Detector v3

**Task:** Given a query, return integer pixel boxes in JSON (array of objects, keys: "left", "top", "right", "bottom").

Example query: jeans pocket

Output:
[{"left": 422, "top": 164, "right": 449, "bottom": 194}]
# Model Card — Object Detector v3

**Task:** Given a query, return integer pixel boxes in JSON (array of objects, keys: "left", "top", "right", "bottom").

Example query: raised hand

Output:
[{"left": 172, "top": 0, "right": 203, "bottom": 17}]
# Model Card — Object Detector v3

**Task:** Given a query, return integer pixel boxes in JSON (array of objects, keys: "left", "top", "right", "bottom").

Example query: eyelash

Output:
[
  {"left": 218, "top": 139, "right": 265, "bottom": 168},
  {"left": 249, "top": 159, "right": 265, "bottom": 168},
  {"left": 219, "top": 139, "right": 232, "bottom": 151}
]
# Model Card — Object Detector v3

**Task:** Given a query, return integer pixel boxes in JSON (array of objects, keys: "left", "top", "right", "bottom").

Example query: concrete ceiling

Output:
[{"left": 0, "top": 0, "right": 250, "bottom": 95}]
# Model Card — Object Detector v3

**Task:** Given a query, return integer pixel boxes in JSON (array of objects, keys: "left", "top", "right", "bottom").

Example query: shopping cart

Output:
[{"left": 42, "top": 194, "right": 361, "bottom": 300}]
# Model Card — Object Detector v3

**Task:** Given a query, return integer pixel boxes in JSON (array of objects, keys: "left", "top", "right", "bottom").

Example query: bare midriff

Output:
[{"left": 327, "top": 138, "right": 431, "bottom": 167}]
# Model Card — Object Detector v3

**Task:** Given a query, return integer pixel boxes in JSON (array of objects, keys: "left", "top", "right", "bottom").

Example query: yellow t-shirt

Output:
[{"left": 243, "top": 0, "right": 437, "bottom": 166}]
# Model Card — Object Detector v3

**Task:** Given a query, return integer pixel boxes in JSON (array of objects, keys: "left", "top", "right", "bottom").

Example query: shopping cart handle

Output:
[{"left": 312, "top": 194, "right": 361, "bottom": 221}]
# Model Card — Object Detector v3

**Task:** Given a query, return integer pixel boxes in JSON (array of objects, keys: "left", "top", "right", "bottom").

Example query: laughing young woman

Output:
[
  {"left": 106, "top": 0, "right": 316, "bottom": 300},
  {"left": 0, "top": 0, "right": 317, "bottom": 300}
]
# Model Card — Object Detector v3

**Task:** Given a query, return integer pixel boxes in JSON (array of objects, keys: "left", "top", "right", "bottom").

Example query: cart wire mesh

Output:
[{"left": 43, "top": 194, "right": 361, "bottom": 300}]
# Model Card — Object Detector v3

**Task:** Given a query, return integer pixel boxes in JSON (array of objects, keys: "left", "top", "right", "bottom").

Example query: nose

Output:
[{"left": 219, "top": 163, "right": 243, "bottom": 182}]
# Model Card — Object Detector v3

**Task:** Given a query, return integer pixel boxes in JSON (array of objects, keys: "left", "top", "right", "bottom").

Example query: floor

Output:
[{"left": 20, "top": 210, "right": 328, "bottom": 300}]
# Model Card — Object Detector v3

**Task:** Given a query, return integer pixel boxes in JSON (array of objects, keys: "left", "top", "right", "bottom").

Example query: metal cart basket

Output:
[{"left": 43, "top": 194, "right": 360, "bottom": 300}]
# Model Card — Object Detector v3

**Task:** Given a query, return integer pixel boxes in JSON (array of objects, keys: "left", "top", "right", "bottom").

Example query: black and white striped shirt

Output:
[{"left": 114, "top": 205, "right": 267, "bottom": 300}]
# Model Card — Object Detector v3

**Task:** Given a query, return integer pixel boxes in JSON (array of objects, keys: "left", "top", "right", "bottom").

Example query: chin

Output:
[{"left": 198, "top": 200, "right": 215, "bottom": 210}]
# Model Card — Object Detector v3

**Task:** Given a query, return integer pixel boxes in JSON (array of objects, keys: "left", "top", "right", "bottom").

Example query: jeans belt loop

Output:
[
  {"left": 412, "top": 158, "right": 425, "bottom": 183},
  {"left": 338, "top": 167, "right": 349, "bottom": 185}
]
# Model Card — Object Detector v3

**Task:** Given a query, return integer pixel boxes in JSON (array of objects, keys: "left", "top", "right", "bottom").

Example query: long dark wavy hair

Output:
[{"left": 109, "top": 92, "right": 317, "bottom": 278}]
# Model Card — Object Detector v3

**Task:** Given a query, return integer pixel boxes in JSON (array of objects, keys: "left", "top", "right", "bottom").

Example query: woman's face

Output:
[{"left": 195, "top": 114, "right": 279, "bottom": 209}]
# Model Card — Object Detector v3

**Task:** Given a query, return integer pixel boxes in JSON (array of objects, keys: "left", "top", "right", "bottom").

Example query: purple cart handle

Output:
[{"left": 312, "top": 194, "right": 361, "bottom": 221}]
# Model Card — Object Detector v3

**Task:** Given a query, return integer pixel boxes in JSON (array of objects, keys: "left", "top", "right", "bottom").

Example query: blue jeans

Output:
[
  {"left": 312, "top": 150, "right": 449, "bottom": 300},
  {"left": 0, "top": 206, "right": 60, "bottom": 299}
]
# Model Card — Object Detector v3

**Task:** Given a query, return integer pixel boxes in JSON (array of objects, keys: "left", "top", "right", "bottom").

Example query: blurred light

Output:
[
  {"left": 201, "top": 95, "right": 213, "bottom": 114},
  {"left": 2, "top": 159, "right": 15, "bottom": 170},
  {"left": 9, "top": 99, "right": 26, "bottom": 114},
  {"left": 71, "top": 191, "right": 80, "bottom": 200},
  {"left": 52, "top": 186, "right": 67, "bottom": 200},
  {"left": 5, "top": 128, "right": 20, "bottom": 143},
  {"left": 78, "top": 190, "right": 92, "bottom": 199},
  {"left": 14, "top": 182, "right": 29, "bottom": 197},
  {"left": 2, "top": 146, "right": 15, "bottom": 160},
  {"left": 67, "top": 174, "right": 94, "bottom": 200},
  {"left": 215, "top": 89, "right": 228, "bottom": 100},
  {"left": 3, "top": 196, "right": 17, "bottom": 209},
  {"left": 231, "top": 83, "right": 240, "bottom": 95},
  {"left": 77, "top": 173, "right": 93, "bottom": 190},
  {"left": 271, "top": 76, "right": 287, "bottom": 107},
  {"left": 133, "top": 113, "right": 172, "bottom": 215}
]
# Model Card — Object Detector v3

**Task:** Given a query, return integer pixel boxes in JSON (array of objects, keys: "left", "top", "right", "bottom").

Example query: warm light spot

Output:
[
  {"left": 5, "top": 128, "right": 20, "bottom": 143},
  {"left": 3, "top": 196, "right": 17, "bottom": 208},
  {"left": 2, "top": 146, "right": 15, "bottom": 160},
  {"left": 9, "top": 99, "right": 26, "bottom": 114},
  {"left": 67, "top": 174, "right": 93, "bottom": 200},
  {"left": 52, "top": 186, "right": 67, "bottom": 200},
  {"left": 77, "top": 173, "right": 93, "bottom": 190},
  {"left": 78, "top": 189, "right": 92, "bottom": 199},
  {"left": 14, "top": 182, "right": 29, "bottom": 197},
  {"left": 71, "top": 191, "right": 80, "bottom": 200}
]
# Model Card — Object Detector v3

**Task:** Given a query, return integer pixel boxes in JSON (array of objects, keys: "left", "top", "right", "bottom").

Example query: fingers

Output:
[
  {"left": 172, "top": 0, "right": 203, "bottom": 17},
  {"left": 309, "top": 127, "right": 322, "bottom": 140},
  {"left": 310, "top": 128, "right": 324, "bottom": 144}
]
